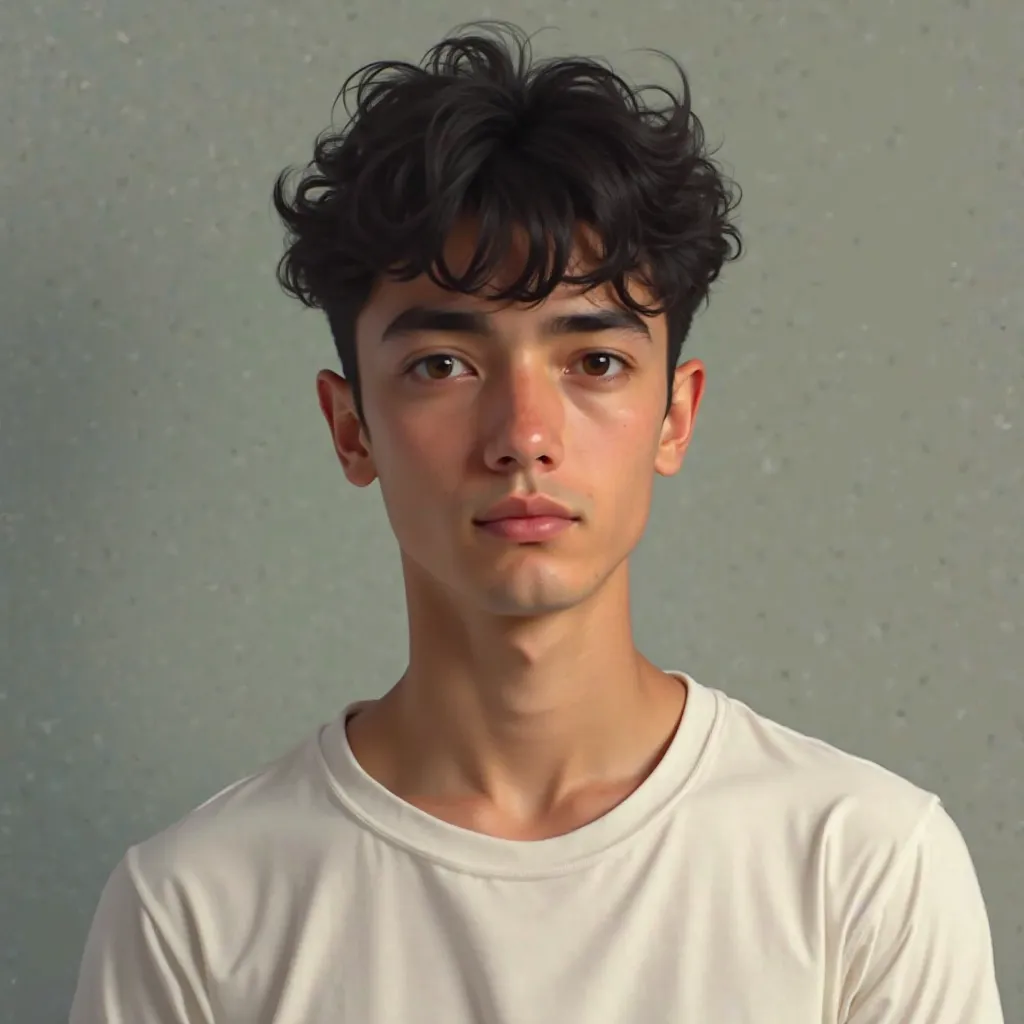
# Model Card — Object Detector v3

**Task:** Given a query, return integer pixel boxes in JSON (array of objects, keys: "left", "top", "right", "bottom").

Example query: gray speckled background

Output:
[{"left": 1, "top": 1, "right": 1022, "bottom": 1020}]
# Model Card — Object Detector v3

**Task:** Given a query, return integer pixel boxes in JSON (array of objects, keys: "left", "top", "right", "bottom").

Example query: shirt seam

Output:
[
  {"left": 839, "top": 793, "right": 942, "bottom": 955},
  {"left": 124, "top": 844, "right": 219, "bottom": 1022}
]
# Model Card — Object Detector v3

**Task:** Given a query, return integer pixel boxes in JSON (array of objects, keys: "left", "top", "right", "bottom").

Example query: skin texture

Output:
[{"left": 316, "top": 226, "right": 706, "bottom": 839}]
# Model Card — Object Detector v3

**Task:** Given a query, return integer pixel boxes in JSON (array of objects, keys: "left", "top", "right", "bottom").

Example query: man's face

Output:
[{"left": 318, "top": 229, "right": 704, "bottom": 618}]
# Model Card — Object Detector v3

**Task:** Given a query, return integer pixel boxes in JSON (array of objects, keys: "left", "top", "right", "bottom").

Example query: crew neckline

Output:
[{"left": 313, "top": 672, "right": 723, "bottom": 878}]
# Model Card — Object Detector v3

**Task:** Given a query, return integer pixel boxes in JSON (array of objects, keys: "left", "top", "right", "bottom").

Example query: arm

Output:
[
  {"left": 69, "top": 853, "right": 216, "bottom": 1024},
  {"left": 840, "top": 802, "right": 1005, "bottom": 1024}
]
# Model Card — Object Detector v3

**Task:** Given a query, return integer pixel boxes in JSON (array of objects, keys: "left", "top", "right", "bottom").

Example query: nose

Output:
[{"left": 481, "top": 361, "right": 565, "bottom": 474}]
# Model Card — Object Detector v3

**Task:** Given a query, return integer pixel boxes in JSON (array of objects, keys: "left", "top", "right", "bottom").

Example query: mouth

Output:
[
  {"left": 473, "top": 514, "right": 579, "bottom": 543},
  {"left": 472, "top": 494, "right": 581, "bottom": 542}
]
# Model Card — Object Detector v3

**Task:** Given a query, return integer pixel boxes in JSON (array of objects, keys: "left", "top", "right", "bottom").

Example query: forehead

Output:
[{"left": 357, "top": 221, "right": 662, "bottom": 341}]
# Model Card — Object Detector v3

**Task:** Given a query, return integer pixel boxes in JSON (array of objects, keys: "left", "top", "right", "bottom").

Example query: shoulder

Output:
[
  {"left": 122, "top": 725, "right": 346, "bottom": 927},
  {"left": 705, "top": 684, "right": 940, "bottom": 849},
  {"left": 701, "top": 685, "right": 1003, "bottom": 1017},
  {"left": 71, "top": 727, "right": 346, "bottom": 1020},
  {"left": 698, "top": 682, "right": 945, "bottom": 923}
]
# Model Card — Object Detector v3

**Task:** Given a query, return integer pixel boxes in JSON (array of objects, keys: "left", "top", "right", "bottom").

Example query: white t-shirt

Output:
[{"left": 70, "top": 673, "right": 1005, "bottom": 1023}]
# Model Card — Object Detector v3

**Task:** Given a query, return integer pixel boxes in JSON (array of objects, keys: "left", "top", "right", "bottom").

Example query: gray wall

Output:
[{"left": 2, "top": 1, "right": 1021, "bottom": 1020}]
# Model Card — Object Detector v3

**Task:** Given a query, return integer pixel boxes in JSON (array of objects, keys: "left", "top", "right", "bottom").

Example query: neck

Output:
[{"left": 350, "top": 558, "right": 685, "bottom": 827}]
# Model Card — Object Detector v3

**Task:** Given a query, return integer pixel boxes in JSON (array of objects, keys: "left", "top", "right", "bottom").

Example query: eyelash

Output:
[{"left": 403, "top": 351, "right": 634, "bottom": 383}]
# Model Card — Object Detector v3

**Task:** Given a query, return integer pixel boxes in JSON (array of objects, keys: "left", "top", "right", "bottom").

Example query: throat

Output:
[{"left": 345, "top": 667, "right": 687, "bottom": 840}]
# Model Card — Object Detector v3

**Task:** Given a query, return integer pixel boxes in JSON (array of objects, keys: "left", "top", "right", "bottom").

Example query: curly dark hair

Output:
[{"left": 272, "top": 22, "right": 742, "bottom": 426}]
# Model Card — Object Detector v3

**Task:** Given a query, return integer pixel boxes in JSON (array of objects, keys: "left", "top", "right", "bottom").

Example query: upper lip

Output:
[{"left": 474, "top": 495, "right": 579, "bottom": 523}]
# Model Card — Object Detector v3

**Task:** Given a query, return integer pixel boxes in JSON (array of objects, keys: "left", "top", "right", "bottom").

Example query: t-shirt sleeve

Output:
[
  {"left": 69, "top": 851, "right": 216, "bottom": 1024},
  {"left": 840, "top": 801, "right": 1005, "bottom": 1024}
]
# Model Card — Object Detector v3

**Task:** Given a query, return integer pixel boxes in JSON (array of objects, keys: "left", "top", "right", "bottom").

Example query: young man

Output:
[{"left": 70, "top": 23, "right": 1004, "bottom": 1023}]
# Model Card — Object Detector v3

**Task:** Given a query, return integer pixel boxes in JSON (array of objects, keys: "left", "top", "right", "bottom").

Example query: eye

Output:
[
  {"left": 406, "top": 354, "right": 472, "bottom": 381},
  {"left": 573, "top": 352, "right": 629, "bottom": 379}
]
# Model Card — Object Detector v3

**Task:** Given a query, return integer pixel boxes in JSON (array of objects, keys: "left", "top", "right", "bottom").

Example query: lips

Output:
[
  {"left": 472, "top": 495, "right": 580, "bottom": 543},
  {"left": 473, "top": 495, "right": 579, "bottom": 524}
]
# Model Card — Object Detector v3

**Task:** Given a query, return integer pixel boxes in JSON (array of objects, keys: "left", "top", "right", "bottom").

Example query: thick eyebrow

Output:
[{"left": 380, "top": 305, "right": 651, "bottom": 342}]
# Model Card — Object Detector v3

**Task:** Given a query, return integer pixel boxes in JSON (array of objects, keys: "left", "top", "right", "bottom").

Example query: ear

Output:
[
  {"left": 654, "top": 359, "right": 705, "bottom": 478},
  {"left": 316, "top": 370, "right": 377, "bottom": 487}
]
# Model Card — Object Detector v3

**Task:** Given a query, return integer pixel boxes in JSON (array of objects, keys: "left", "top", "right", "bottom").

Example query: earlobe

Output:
[{"left": 316, "top": 370, "right": 378, "bottom": 488}]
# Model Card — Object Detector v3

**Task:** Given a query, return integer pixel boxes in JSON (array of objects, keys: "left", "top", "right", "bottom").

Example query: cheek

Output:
[
  {"left": 571, "top": 409, "right": 662, "bottom": 517},
  {"left": 572, "top": 401, "right": 662, "bottom": 470},
  {"left": 381, "top": 408, "right": 467, "bottom": 476},
  {"left": 370, "top": 410, "right": 468, "bottom": 526}
]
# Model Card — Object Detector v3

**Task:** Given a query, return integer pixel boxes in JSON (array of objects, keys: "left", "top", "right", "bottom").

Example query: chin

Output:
[
  {"left": 470, "top": 564, "right": 604, "bottom": 618},
  {"left": 478, "top": 589, "right": 583, "bottom": 618}
]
